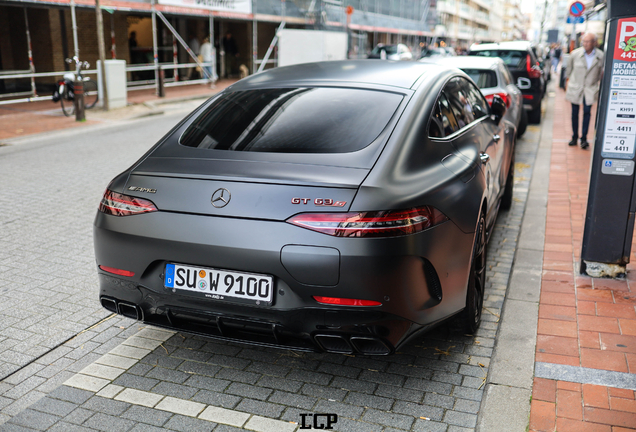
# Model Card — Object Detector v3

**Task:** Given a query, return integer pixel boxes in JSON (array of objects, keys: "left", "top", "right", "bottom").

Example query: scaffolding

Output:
[{"left": 0, "top": 0, "right": 434, "bottom": 104}]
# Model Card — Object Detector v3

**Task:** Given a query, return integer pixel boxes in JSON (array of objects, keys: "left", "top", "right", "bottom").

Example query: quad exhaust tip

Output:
[
  {"left": 100, "top": 297, "right": 142, "bottom": 321},
  {"left": 118, "top": 302, "right": 141, "bottom": 320},
  {"left": 100, "top": 297, "right": 117, "bottom": 313},
  {"left": 314, "top": 334, "right": 391, "bottom": 355}
]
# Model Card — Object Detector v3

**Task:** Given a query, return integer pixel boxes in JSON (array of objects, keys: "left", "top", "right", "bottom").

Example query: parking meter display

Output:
[{"left": 602, "top": 18, "right": 636, "bottom": 160}]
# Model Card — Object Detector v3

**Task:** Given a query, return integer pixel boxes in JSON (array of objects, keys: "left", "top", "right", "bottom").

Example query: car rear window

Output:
[
  {"left": 470, "top": 50, "right": 527, "bottom": 69},
  {"left": 461, "top": 69, "right": 497, "bottom": 89},
  {"left": 179, "top": 88, "right": 403, "bottom": 153}
]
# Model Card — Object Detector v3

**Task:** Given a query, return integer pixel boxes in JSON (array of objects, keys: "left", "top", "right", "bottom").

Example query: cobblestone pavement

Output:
[{"left": 0, "top": 104, "right": 543, "bottom": 430}]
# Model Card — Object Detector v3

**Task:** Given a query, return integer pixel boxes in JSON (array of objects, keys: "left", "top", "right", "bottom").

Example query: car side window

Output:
[
  {"left": 445, "top": 78, "right": 474, "bottom": 130},
  {"left": 428, "top": 92, "right": 459, "bottom": 138},
  {"left": 461, "top": 79, "right": 489, "bottom": 120},
  {"left": 429, "top": 103, "right": 444, "bottom": 138}
]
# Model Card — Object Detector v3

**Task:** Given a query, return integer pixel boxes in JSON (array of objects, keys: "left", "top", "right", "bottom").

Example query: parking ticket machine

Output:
[{"left": 581, "top": 0, "right": 636, "bottom": 277}]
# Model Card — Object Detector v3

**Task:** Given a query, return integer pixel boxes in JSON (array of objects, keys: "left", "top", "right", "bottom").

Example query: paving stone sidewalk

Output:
[
  {"left": 0, "top": 108, "right": 544, "bottom": 430},
  {"left": 528, "top": 77, "right": 636, "bottom": 431}
]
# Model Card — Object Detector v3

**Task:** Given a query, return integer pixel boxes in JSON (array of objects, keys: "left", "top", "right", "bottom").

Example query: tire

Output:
[
  {"left": 500, "top": 152, "right": 515, "bottom": 211},
  {"left": 461, "top": 213, "right": 487, "bottom": 334},
  {"left": 60, "top": 83, "right": 74, "bottom": 117},
  {"left": 83, "top": 79, "right": 98, "bottom": 109},
  {"left": 529, "top": 106, "right": 541, "bottom": 124},
  {"left": 517, "top": 108, "right": 528, "bottom": 138}
]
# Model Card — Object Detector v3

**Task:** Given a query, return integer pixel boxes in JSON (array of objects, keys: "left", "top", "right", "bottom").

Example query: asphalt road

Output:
[{"left": 0, "top": 102, "right": 542, "bottom": 431}]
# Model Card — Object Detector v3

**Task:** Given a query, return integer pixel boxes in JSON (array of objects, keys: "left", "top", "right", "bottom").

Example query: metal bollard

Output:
[
  {"left": 158, "top": 69, "right": 165, "bottom": 98},
  {"left": 74, "top": 79, "right": 85, "bottom": 121}
]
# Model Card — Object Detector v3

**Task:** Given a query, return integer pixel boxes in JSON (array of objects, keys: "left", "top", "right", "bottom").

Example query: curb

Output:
[{"left": 476, "top": 85, "right": 556, "bottom": 431}]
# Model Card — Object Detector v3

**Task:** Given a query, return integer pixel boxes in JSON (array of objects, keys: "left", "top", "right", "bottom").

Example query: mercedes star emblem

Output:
[{"left": 211, "top": 188, "right": 231, "bottom": 208}]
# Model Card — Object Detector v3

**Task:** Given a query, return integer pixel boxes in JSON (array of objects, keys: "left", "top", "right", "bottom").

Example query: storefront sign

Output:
[
  {"left": 157, "top": 0, "right": 252, "bottom": 14},
  {"left": 602, "top": 18, "right": 636, "bottom": 161}
]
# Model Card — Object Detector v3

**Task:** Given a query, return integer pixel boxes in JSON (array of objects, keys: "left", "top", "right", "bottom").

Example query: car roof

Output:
[
  {"left": 469, "top": 41, "right": 533, "bottom": 51},
  {"left": 232, "top": 60, "right": 451, "bottom": 90},
  {"left": 423, "top": 56, "right": 503, "bottom": 70}
]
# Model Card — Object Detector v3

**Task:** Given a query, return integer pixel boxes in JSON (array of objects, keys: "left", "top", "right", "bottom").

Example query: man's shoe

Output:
[
  {"left": 580, "top": 139, "right": 589, "bottom": 149},
  {"left": 568, "top": 138, "right": 578, "bottom": 146}
]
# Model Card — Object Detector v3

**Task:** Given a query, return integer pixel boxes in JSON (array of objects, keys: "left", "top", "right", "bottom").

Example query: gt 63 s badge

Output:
[{"left": 292, "top": 198, "right": 346, "bottom": 207}]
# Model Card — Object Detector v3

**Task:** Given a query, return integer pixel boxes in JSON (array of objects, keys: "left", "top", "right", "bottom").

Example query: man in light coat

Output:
[{"left": 565, "top": 32, "right": 604, "bottom": 149}]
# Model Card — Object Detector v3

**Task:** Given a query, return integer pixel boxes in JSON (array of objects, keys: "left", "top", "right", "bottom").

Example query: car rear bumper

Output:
[
  {"left": 522, "top": 92, "right": 542, "bottom": 112},
  {"left": 94, "top": 210, "right": 474, "bottom": 354}
]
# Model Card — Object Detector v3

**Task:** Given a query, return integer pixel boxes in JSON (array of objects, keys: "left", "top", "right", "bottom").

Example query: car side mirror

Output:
[{"left": 491, "top": 95, "right": 506, "bottom": 124}]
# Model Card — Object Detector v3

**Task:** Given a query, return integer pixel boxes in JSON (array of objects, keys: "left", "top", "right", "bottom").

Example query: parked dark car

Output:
[
  {"left": 468, "top": 41, "right": 546, "bottom": 124},
  {"left": 422, "top": 55, "right": 527, "bottom": 137},
  {"left": 94, "top": 61, "right": 514, "bottom": 355}
]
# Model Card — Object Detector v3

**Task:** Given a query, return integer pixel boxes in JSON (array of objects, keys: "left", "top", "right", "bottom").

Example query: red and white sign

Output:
[
  {"left": 615, "top": 18, "right": 636, "bottom": 61},
  {"left": 158, "top": 0, "right": 252, "bottom": 14}
]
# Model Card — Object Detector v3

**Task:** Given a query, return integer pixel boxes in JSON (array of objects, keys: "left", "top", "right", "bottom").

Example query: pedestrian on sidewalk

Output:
[
  {"left": 551, "top": 43, "right": 562, "bottom": 72},
  {"left": 222, "top": 32, "right": 239, "bottom": 78},
  {"left": 187, "top": 33, "right": 201, "bottom": 80},
  {"left": 199, "top": 36, "right": 214, "bottom": 82},
  {"left": 565, "top": 32, "right": 604, "bottom": 149}
]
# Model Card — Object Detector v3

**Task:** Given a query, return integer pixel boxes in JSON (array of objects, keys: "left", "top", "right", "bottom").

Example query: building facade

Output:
[
  {"left": 0, "top": 0, "right": 436, "bottom": 98},
  {"left": 435, "top": 0, "right": 493, "bottom": 48}
]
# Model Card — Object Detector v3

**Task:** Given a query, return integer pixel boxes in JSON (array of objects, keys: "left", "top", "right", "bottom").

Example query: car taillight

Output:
[
  {"left": 313, "top": 296, "right": 382, "bottom": 306},
  {"left": 526, "top": 54, "right": 542, "bottom": 79},
  {"left": 287, "top": 206, "right": 448, "bottom": 237},
  {"left": 99, "top": 265, "right": 135, "bottom": 277},
  {"left": 98, "top": 189, "right": 158, "bottom": 216},
  {"left": 484, "top": 92, "right": 511, "bottom": 108}
]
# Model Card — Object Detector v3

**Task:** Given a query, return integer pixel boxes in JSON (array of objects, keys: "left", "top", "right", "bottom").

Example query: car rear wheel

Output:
[
  {"left": 529, "top": 106, "right": 541, "bottom": 124},
  {"left": 517, "top": 108, "right": 528, "bottom": 138},
  {"left": 461, "top": 213, "right": 486, "bottom": 334},
  {"left": 500, "top": 152, "right": 515, "bottom": 211}
]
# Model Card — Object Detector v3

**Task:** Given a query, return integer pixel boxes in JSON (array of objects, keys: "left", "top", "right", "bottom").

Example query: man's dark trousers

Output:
[{"left": 572, "top": 96, "right": 592, "bottom": 141}]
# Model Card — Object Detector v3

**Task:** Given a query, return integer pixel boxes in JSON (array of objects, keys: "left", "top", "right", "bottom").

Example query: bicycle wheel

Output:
[
  {"left": 83, "top": 79, "right": 98, "bottom": 109},
  {"left": 59, "top": 83, "right": 75, "bottom": 117}
]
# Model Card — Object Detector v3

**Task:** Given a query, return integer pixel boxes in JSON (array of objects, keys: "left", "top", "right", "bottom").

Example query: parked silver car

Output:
[{"left": 422, "top": 55, "right": 527, "bottom": 138}]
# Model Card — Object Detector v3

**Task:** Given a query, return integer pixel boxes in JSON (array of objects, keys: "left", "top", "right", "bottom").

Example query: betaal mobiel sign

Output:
[{"left": 616, "top": 19, "right": 636, "bottom": 61}]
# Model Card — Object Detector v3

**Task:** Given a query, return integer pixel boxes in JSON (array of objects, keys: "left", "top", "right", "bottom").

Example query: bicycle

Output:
[{"left": 53, "top": 56, "right": 98, "bottom": 116}]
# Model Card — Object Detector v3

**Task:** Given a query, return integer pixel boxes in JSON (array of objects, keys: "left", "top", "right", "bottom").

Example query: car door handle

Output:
[
  {"left": 493, "top": 134, "right": 501, "bottom": 142},
  {"left": 480, "top": 153, "right": 490, "bottom": 164}
]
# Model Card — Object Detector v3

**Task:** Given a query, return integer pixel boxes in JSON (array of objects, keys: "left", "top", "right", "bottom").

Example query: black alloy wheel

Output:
[
  {"left": 517, "top": 108, "right": 528, "bottom": 138},
  {"left": 462, "top": 213, "right": 486, "bottom": 334},
  {"left": 529, "top": 106, "right": 541, "bottom": 124}
]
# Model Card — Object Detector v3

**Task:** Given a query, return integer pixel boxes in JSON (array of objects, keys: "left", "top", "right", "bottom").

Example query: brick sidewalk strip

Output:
[{"left": 529, "top": 85, "right": 636, "bottom": 431}]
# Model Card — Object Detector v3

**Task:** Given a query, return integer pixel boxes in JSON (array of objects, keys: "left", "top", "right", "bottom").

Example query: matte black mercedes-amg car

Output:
[{"left": 94, "top": 60, "right": 515, "bottom": 355}]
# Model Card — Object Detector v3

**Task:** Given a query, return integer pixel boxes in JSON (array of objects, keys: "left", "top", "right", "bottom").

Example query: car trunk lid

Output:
[{"left": 124, "top": 157, "right": 365, "bottom": 221}]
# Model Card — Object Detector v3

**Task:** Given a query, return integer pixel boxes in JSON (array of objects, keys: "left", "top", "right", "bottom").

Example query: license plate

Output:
[{"left": 164, "top": 263, "right": 273, "bottom": 305}]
